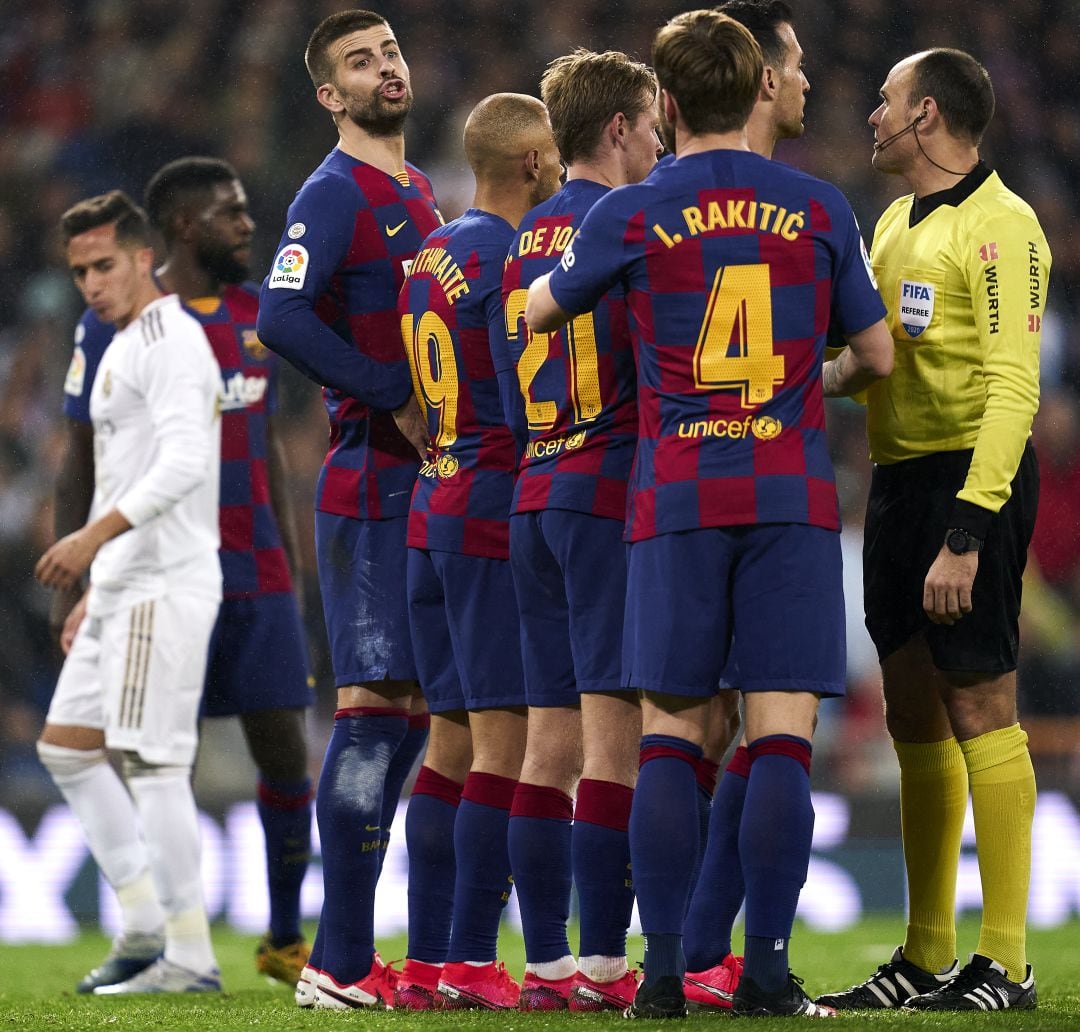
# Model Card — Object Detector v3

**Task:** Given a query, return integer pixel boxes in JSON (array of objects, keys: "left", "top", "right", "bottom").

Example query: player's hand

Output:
[
  {"left": 392, "top": 396, "right": 430, "bottom": 459},
  {"left": 922, "top": 545, "right": 978, "bottom": 625},
  {"left": 60, "top": 592, "right": 89, "bottom": 655},
  {"left": 35, "top": 528, "right": 100, "bottom": 591},
  {"left": 49, "top": 585, "right": 83, "bottom": 649}
]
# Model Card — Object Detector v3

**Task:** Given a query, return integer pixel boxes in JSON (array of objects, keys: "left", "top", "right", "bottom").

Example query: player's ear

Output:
[
  {"left": 661, "top": 87, "right": 679, "bottom": 128},
  {"left": 761, "top": 64, "right": 778, "bottom": 100},
  {"left": 316, "top": 82, "right": 345, "bottom": 115},
  {"left": 524, "top": 147, "right": 541, "bottom": 182},
  {"left": 609, "top": 111, "right": 628, "bottom": 147}
]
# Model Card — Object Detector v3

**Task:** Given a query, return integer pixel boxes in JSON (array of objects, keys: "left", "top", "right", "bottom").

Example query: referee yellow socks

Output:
[
  {"left": 894, "top": 736, "right": 967, "bottom": 974},
  {"left": 961, "top": 723, "right": 1036, "bottom": 983}
]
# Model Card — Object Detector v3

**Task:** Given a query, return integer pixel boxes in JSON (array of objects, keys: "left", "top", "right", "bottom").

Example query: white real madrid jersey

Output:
[{"left": 87, "top": 294, "right": 222, "bottom": 614}]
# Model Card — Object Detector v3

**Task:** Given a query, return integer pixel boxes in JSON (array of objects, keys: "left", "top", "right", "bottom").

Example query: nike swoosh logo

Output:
[
  {"left": 386, "top": 221, "right": 407, "bottom": 237},
  {"left": 684, "top": 977, "right": 733, "bottom": 1001},
  {"left": 364, "top": 824, "right": 381, "bottom": 832}
]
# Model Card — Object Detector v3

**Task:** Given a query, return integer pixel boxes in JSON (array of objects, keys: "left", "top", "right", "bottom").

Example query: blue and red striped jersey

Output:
[
  {"left": 548, "top": 149, "right": 886, "bottom": 542},
  {"left": 502, "top": 179, "right": 637, "bottom": 521},
  {"left": 63, "top": 284, "right": 294, "bottom": 599},
  {"left": 398, "top": 209, "right": 518, "bottom": 559},
  {"left": 257, "top": 148, "right": 443, "bottom": 521}
]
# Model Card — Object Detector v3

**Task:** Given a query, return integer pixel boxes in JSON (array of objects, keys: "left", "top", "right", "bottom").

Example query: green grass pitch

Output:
[{"left": 1, "top": 917, "right": 1077, "bottom": 1029}]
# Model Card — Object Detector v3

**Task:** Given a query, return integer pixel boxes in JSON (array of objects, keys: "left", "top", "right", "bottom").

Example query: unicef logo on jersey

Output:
[
  {"left": 899, "top": 279, "right": 934, "bottom": 338},
  {"left": 268, "top": 244, "right": 309, "bottom": 290}
]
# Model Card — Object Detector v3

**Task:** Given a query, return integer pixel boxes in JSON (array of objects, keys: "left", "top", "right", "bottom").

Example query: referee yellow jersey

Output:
[{"left": 866, "top": 164, "right": 1050, "bottom": 516}]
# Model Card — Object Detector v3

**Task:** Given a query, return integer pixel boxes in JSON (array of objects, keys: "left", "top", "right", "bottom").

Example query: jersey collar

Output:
[{"left": 909, "top": 160, "right": 992, "bottom": 227}]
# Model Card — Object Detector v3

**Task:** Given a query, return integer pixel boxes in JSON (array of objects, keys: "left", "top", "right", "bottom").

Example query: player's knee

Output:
[
  {"left": 36, "top": 741, "right": 108, "bottom": 784},
  {"left": 121, "top": 751, "right": 191, "bottom": 784}
]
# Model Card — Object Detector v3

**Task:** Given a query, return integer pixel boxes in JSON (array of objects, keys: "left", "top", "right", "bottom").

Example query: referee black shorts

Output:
[{"left": 863, "top": 443, "right": 1039, "bottom": 673}]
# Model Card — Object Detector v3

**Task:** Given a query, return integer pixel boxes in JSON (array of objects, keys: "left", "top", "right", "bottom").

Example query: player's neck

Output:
[
  {"left": 471, "top": 184, "right": 531, "bottom": 231},
  {"left": 155, "top": 257, "right": 218, "bottom": 303},
  {"left": 676, "top": 126, "right": 752, "bottom": 158},
  {"left": 566, "top": 154, "right": 631, "bottom": 189},
  {"left": 116, "top": 280, "right": 165, "bottom": 330},
  {"left": 904, "top": 145, "right": 980, "bottom": 198},
  {"left": 745, "top": 112, "right": 777, "bottom": 160},
  {"left": 337, "top": 123, "right": 407, "bottom": 176}
]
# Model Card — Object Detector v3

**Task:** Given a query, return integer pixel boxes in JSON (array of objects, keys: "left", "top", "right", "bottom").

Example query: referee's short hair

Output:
[{"left": 909, "top": 48, "right": 995, "bottom": 145}]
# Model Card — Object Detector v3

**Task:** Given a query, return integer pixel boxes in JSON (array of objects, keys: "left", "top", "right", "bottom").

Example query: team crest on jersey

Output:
[
  {"left": 751, "top": 415, "right": 782, "bottom": 441},
  {"left": 436, "top": 453, "right": 460, "bottom": 479},
  {"left": 268, "top": 245, "right": 308, "bottom": 290},
  {"left": 242, "top": 330, "right": 270, "bottom": 361},
  {"left": 64, "top": 345, "right": 86, "bottom": 396},
  {"left": 899, "top": 280, "right": 934, "bottom": 338}
]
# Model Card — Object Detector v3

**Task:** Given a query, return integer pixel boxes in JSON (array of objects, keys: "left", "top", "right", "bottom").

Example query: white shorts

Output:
[{"left": 47, "top": 592, "right": 219, "bottom": 765}]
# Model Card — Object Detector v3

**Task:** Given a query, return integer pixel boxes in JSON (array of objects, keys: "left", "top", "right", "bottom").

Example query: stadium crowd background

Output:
[{"left": 1, "top": 0, "right": 1079, "bottom": 810}]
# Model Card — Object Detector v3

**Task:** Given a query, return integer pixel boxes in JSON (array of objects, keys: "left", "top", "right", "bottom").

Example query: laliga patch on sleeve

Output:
[
  {"left": 64, "top": 345, "right": 86, "bottom": 396},
  {"left": 859, "top": 235, "right": 879, "bottom": 290},
  {"left": 898, "top": 279, "right": 934, "bottom": 338},
  {"left": 268, "top": 244, "right": 309, "bottom": 290}
]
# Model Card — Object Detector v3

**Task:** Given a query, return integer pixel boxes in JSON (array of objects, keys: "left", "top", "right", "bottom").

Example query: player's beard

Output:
[
  {"left": 197, "top": 239, "right": 249, "bottom": 285},
  {"left": 342, "top": 83, "right": 413, "bottom": 138}
]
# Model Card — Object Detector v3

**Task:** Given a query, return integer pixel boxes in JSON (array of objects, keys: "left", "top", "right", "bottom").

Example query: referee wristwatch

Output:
[{"left": 945, "top": 528, "right": 983, "bottom": 555}]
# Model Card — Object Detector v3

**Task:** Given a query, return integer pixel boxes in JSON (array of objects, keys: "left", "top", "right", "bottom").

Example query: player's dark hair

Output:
[
  {"left": 715, "top": 0, "right": 794, "bottom": 67},
  {"left": 59, "top": 190, "right": 152, "bottom": 247},
  {"left": 305, "top": 9, "right": 390, "bottom": 87},
  {"left": 909, "top": 48, "right": 995, "bottom": 144},
  {"left": 654, "top": 10, "right": 762, "bottom": 135},
  {"left": 144, "top": 157, "right": 239, "bottom": 239},
  {"left": 541, "top": 49, "right": 657, "bottom": 164}
]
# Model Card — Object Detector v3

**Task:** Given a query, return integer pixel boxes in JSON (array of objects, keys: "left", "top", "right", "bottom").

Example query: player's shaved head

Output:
[
  {"left": 541, "top": 49, "right": 657, "bottom": 165},
  {"left": 145, "top": 157, "right": 239, "bottom": 239},
  {"left": 463, "top": 93, "right": 553, "bottom": 178},
  {"left": 60, "top": 191, "right": 152, "bottom": 248},
  {"left": 305, "top": 9, "right": 389, "bottom": 87}
]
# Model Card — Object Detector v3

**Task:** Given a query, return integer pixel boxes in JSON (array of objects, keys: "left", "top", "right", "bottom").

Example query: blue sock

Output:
[
  {"left": 740, "top": 736, "right": 814, "bottom": 993},
  {"left": 405, "top": 765, "right": 461, "bottom": 964},
  {"left": 508, "top": 783, "right": 574, "bottom": 964},
  {"left": 447, "top": 772, "right": 517, "bottom": 963},
  {"left": 687, "top": 757, "right": 719, "bottom": 910},
  {"left": 257, "top": 775, "right": 313, "bottom": 946},
  {"left": 379, "top": 713, "right": 430, "bottom": 873},
  {"left": 631, "top": 734, "right": 702, "bottom": 983},
  {"left": 315, "top": 707, "right": 408, "bottom": 983},
  {"left": 684, "top": 747, "right": 749, "bottom": 970},
  {"left": 573, "top": 779, "right": 635, "bottom": 959}
]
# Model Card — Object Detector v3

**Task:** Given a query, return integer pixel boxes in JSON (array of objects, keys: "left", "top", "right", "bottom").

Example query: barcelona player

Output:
[
  {"left": 818, "top": 49, "right": 1048, "bottom": 1014},
  {"left": 500, "top": 49, "right": 661, "bottom": 1013},
  {"left": 38, "top": 190, "right": 222, "bottom": 994},
  {"left": 256, "top": 9, "right": 441, "bottom": 1011},
  {"left": 395, "top": 92, "right": 562, "bottom": 1012},
  {"left": 50, "top": 158, "right": 315, "bottom": 991},
  {"left": 526, "top": 10, "right": 892, "bottom": 1018}
]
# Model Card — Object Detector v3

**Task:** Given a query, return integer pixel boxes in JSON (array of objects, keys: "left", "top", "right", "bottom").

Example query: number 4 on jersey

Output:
[{"left": 694, "top": 263, "right": 784, "bottom": 406}]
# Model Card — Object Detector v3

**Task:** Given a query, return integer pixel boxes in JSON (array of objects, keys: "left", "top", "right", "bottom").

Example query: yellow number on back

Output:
[
  {"left": 694, "top": 263, "right": 783, "bottom": 406},
  {"left": 401, "top": 310, "right": 459, "bottom": 447},
  {"left": 504, "top": 287, "right": 602, "bottom": 431}
]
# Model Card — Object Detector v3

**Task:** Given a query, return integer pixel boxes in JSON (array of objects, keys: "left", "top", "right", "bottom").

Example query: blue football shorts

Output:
[
  {"left": 202, "top": 593, "right": 313, "bottom": 716},
  {"left": 510, "top": 509, "right": 632, "bottom": 707},
  {"left": 622, "top": 523, "right": 846, "bottom": 698},
  {"left": 406, "top": 547, "right": 526, "bottom": 713},
  {"left": 315, "top": 512, "right": 416, "bottom": 687}
]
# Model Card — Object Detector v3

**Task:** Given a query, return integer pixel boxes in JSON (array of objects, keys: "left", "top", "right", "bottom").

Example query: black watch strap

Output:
[{"left": 946, "top": 527, "right": 983, "bottom": 555}]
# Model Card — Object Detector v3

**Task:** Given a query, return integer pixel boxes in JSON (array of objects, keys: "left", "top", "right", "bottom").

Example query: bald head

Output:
[{"left": 465, "top": 93, "right": 553, "bottom": 176}]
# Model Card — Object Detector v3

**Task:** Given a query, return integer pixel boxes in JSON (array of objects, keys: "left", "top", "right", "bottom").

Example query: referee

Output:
[{"left": 818, "top": 49, "right": 1050, "bottom": 1013}]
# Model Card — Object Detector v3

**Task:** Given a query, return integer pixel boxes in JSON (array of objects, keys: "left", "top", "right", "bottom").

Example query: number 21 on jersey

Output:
[{"left": 504, "top": 288, "right": 601, "bottom": 432}]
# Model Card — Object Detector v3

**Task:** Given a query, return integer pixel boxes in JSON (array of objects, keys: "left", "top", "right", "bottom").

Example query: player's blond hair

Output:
[
  {"left": 463, "top": 93, "right": 552, "bottom": 177},
  {"left": 653, "top": 9, "right": 761, "bottom": 135},
  {"left": 540, "top": 49, "right": 657, "bottom": 164}
]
